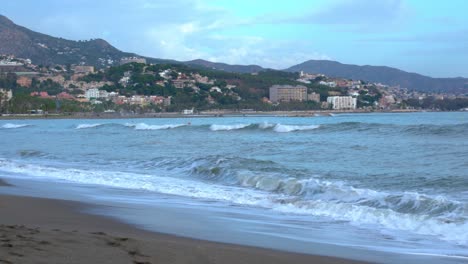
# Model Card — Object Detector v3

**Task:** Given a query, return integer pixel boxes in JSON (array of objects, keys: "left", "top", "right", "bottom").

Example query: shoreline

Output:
[
  {"left": 0, "top": 109, "right": 425, "bottom": 120},
  {"left": 0, "top": 179, "right": 367, "bottom": 264}
]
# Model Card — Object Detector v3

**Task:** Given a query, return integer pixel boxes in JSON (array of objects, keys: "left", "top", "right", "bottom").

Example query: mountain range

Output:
[{"left": 1, "top": 14, "right": 467, "bottom": 94}]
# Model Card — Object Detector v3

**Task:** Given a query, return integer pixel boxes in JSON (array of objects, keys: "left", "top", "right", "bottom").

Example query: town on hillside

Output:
[{"left": 1, "top": 54, "right": 467, "bottom": 116}]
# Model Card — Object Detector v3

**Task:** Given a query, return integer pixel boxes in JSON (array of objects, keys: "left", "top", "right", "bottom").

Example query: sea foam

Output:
[
  {"left": 273, "top": 124, "right": 320, "bottom": 133},
  {"left": 76, "top": 123, "right": 104, "bottom": 129},
  {"left": 1, "top": 123, "right": 31, "bottom": 129},
  {"left": 125, "top": 123, "right": 186, "bottom": 130},
  {"left": 1, "top": 159, "right": 466, "bottom": 246},
  {"left": 210, "top": 124, "right": 251, "bottom": 131}
]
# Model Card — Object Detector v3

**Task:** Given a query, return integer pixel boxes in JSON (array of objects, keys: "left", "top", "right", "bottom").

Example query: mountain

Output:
[
  {"left": 0, "top": 14, "right": 135, "bottom": 67},
  {"left": 184, "top": 59, "right": 266, "bottom": 73},
  {"left": 286, "top": 60, "right": 468, "bottom": 94},
  {"left": 1, "top": 14, "right": 467, "bottom": 94}
]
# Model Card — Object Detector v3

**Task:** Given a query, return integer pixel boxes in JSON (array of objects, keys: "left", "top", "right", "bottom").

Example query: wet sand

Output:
[{"left": 0, "top": 180, "right": 367, "bottom": 264}]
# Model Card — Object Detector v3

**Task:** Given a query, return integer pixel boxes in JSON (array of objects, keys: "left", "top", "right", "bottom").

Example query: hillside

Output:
[
  {"left": 1, "top": 14, "right": 467, "bottom": 94},
  {"left": 0, "top": 15, "right": 135, "bottom": 67},
  {"left": 184, "top": 59, "right": 266, "bottom": 73},
  {"left": 286, "top": 60, "right": 468, "bottom": 94}
]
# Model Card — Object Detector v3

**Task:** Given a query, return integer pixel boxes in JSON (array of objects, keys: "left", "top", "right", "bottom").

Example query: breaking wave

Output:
[
  {"left": 0, "top": 158, "right": 466, "bottom": 245},
  {"left": 76, "top": 123, "right": 104, "bottom": 129},
  {"left": 35, "top": 121, "right": 468, "bottom": 136},
  {"left": 1, "top": 123, "right": 32, "bottom": 129},
  {"left": 210, "top": 123, "right": 252, "bottom": 131},
  {"left": 273, "top": 124, "right": 320, "bottom": 133},
  {"left": 127, "top": 123, "right": 186, "bottom": 130},
  {"left": 209, "top": 122, "right": 320, "bottom": 132}
]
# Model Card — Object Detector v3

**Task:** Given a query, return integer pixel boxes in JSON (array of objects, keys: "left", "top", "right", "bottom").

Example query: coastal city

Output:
[
  {"left": 1, "top": 2, "right": 468, "bottom": 264},
  {"left": 1, "top": 54, "right": 467, "bottom": 116}
]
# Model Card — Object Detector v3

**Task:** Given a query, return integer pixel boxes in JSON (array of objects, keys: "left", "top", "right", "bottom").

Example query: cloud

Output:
[
  {"left": 359, "top": 29, "right": 468, "bottom": 43},
  {"left": 4, "top": 0, "right": 332, "bottom": 69},
  {"left": 256, "top": 0, "right": 410, "bottom": 33}
]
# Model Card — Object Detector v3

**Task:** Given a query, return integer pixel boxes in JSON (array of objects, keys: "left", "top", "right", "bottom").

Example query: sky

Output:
[{"left": 2, "top": 0, "right": 468, "bottom": 77}]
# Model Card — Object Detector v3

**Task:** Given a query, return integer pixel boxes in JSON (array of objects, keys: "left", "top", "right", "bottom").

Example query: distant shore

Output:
[
  {"left": 0, "top": 109, "right": 421, "bottom": 120},
  {"left": 0, "top": 178, "right": 366, "bottom": 264}
]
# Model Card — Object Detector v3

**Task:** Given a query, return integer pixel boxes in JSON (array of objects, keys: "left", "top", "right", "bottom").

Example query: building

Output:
[
  {"left": 163, "top": 97, "right": 171, "bottom": 106},
  {"left": 182, "top": 109, "right": 194, "bottom": 115},
  {"left": 30, "top": 91, "right": 51, "bottom": 98},
  {"left": 120, "top": 57, "right": 146, "bottom": 65},
  {"left": 269, "top": 85, "right": 307, "bottom": 103},
  {"left": 327, "top": 96, "right": 357, "bottom": 110},
  {"left": 38, "top": 75, "right": 65, "bottom": 85},
  {"left": 379, "top": 95, "right": 396, "bottom": 108},
  {"left": 307, "top": 92, "right": 321, "bottom": 103},
  {"left": 73, "top": 66, "right": 94, "bottom": 74},
  {"left": 16, "top": 76, "right": 32, "bottom": 87},
  {"left": 172, "top": 79, "right": 194, "bottom": 89},
  {"left": 85, "top": 88, "right": 100, "bottom": 99},
  {"left": 319, "top": 81, "right": 337, "bottom": 88},
  {"left": 0, "top": 89, "right": 13, "bottom": 102}
]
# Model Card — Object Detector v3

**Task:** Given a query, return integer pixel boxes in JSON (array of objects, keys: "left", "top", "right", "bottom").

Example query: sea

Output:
[{"left": 0, "top": 112, "right": 467, "bottom": 263}]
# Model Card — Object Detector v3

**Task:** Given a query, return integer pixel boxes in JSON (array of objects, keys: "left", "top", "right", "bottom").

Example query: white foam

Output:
[
  {"left": 210, "top": 124, "right": 251, "bottom": 131},
  {"left": 273, "top": 124, "right": 320, "bottom": 133},
  {"left": 129, "top": 123, "right": 186, "bottom": 130},
  {"left": 258, "top": 122, "right": 275, "bottom": 129},
  {"left": 76, "top": 123, "right": 103, "bottom": 129},
  {"left": 1, "top": 123, "right": 31, "bottom": 129},
  {"left": 0, "top": 159, "right": 270, "bottom": 209},
  {"left": 0, "top": 159, "right": 466, "bottom": 246}
]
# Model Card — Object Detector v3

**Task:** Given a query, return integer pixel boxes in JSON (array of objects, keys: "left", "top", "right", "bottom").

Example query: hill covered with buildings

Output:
[
  {"left": 1, "top": 14, "right": 467, "bottom": 96},
  {"left": 1, "top": 53, "right": 468, "bottom": 115},
  {"left": 286, "top": 60, "right": 468, "bottom": 94}
]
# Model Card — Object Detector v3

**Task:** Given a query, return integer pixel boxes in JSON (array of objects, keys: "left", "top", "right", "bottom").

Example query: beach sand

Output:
[{"left": 0, "top": 179, "right": 367, "bottom": 264}]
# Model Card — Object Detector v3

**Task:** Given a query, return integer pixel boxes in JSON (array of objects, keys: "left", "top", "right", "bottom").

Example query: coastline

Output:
[
  {"left": 0, "top": 179, "right": 367, "bottom": 264},
  {"left": 0, "top": 109, "right": 422, "bottom": 120}
]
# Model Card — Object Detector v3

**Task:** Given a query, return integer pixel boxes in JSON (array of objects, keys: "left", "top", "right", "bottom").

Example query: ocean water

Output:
[{"left": 0, "top": 112, "right": 467, "bottom": 263}]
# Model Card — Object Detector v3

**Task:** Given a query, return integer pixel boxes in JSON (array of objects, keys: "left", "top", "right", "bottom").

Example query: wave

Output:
[
  {"left": 258, "top": 122, "right": 275, "bottom": 129},
  {"left": 317, "top": 122, "right": 468, "bottom": 136},
  {"left": 127, "top": 123, "right": 186, "bottom": 130},
  {"left": 76, "top": 123, "right": 104, "bottom": 129},
  {"left": 75, "top": 122, "right": 187, "bottom": 130},
  {"left": 209, "top": 123, "right": 320, "bottom": 133},
  {"left": 0, "top": 158, "right": 466, "bottom": 245},
  {"left": 1, "top": 123, "right": 31, "bottom": 129},
  {"left": 18, "top": 150, "right": 49, "bottom": 158},
  {"left": 210, "top": 123, "right": 252, "bottom": 131},
  {"left": 403, "top": 123, "right": 468, "bottom": 136},
  {"left": 273, "top": 124, "right": 320, "bottom": 133}
]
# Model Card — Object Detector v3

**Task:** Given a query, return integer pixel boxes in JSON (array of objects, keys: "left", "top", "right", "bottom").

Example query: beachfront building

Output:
[
  {"left": 308, "top": 92, "right": 321, "bottom": 103},
  {"left": 327, "top": 96, "right": 357, "bottom": 110},
  {"left": 269, "top": 85, "right": 307, "bottom": 103}
]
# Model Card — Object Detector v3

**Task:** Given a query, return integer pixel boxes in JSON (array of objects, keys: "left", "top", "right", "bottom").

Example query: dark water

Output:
[{"left": 1, "top": 112, "right": 467, "bottom": 262}]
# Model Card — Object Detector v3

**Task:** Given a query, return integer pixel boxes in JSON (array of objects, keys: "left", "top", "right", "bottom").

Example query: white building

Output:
[
  {"left": 210, "top": 86, "right": 222, "bottom": 93},
  {"left": 327, "top": 96, "right": 357, "bottom": 110},
  {"left": 319, "top": 81, "right": 337, "bottom": 88},
  {"left": 85, "top": 88, "right": 100, "bottom": 100},
  {"left": 99, "top": 90, "right": 109, "bottom": 99},
  {"left": 183, "top": 108, "right": 194, "bottom": 115}
]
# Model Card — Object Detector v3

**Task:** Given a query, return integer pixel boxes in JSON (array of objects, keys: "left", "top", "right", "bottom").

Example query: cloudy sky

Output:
[{"left": 2, "top": 0, "right": 468, "bottom": 77}]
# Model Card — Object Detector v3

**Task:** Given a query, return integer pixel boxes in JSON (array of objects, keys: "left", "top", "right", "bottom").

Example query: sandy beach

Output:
[{"left": 0, "top": 179, "right": 366, "bottom": 264}]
